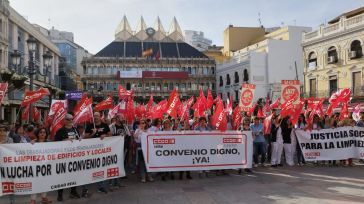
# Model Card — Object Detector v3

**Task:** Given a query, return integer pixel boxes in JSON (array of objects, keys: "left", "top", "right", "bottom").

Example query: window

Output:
[
  {"left": 350, "top": 40, "right": 363, "bottom": 59},
  {"left": 181, "top": 83, "right": 186, "bottom": 90},
  {"left": 327, "top": 46, "right": 338, "bottom": 64},
  {"left": 243, "top": 69, "right": 249, "bottom": 82},
  {"left": 309, "top": 79, "right": 317, "bottom": 97},
  {"left": 212, "top": 83, "right": 215, "bottom": 90},
  {"left": 191, "top": 67, "right": 196, "bottom": 75},
  {"left": 211, "top": 67, "right": 215, "bottom": 75},
  {"left": 176, "top": 83, "right": 179, "bottom": 90},
  {"left": 187, "top": 82, "right": 191, "bottom": 90},
  {"left": 157, "top": 83, "right": 161, "bottom": 91},
  {"left": 308, "top": 52, "right": 317, "bottom": 70},
  {"left": 145, "top": 83, "right": 150, "bottom": 90},
  {"left": 203, "top": 67, "right": 208, "bottom": 75},
  {"left": 329, "top": 75, "right": 337, "bottom": 96},
  {"left": 163, "top": 83, "right": 168, "bottom": 90},
  {"left": 151, "top": 82, "right": 155, "bottom": 91},
  {"left": 235, "top": 90, "right": 239, "bottom": 102},
  {"left": 227, "top": 92, "right": 230, "bottom": 99},
  {"left": 188, "top": 67, "right": 191, "bottom": 74},
  {"left": 93, "top": 67, "right": 98, "bottom": 75},
  {"left": 234, "top": 72, "right": 239, "bottom": 83},
  {"left": 169, "top": 82, "right": 173, "bottom": 91},
  {"left": 126, "top": 83, "right": 131, "bottom": 90},
  {"left": 352, "top": 72, "right": 361, "bottom": 95},
  {"left": 226, "top": 74, "right": 231, "bottom": 85},
  {"left": 219, "top": 76, "right": 223, "bottom": 87}
]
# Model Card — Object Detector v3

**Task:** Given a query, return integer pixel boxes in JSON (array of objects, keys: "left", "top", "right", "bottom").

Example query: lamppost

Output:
[{"left": 10, "top": 36, "right": 53, "bottom": 122}]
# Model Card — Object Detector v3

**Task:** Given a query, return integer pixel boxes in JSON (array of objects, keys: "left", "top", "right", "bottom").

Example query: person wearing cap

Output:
[
  {"left": 250, "top": 117, "right": 265, "bottom": 167},
  {"left": 54, "top": 113, "right": 81, "bottom": 201}
]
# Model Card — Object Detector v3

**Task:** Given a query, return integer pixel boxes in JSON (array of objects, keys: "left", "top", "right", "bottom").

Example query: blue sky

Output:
[{"left": 10, "top": 0, "right": 364, "bottom": 53}]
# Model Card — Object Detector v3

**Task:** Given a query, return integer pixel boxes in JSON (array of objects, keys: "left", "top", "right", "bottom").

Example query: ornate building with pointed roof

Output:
[{"left": 82, "top": 16, "right": 216, "bottom": 103}]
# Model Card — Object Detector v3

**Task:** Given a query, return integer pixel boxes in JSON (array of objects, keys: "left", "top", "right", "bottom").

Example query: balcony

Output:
[
  {"left": 302, "top": 86, "right": 364, "bottom": 99},
  {"left": 303, "top": 13, "right": 364, "bottom": 43}
]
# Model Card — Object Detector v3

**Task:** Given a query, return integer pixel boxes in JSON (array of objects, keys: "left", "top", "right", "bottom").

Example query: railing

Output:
[
  {"left": 8, "top": 90, "right": 23, "bottom": 100},
  {"left": 303, "top": 13, "right": 364, "bottom": 43},
  {"left": 323, "top": 22, "right": 340, "bottom": 34},
  {"left": 302, "top": 86, "right": 364, "bottom": 99}
]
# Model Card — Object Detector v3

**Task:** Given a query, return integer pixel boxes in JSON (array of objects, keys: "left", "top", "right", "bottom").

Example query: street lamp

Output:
[{"left": 10, "top": 36, "right": 54, "bottom": 123}]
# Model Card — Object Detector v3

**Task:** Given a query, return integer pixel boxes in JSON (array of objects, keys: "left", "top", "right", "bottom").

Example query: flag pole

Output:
[{"left": 15, "top": 106, "right": 22, "bottom": 122}]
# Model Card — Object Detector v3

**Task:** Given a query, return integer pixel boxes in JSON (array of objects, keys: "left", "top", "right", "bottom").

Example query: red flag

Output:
[
  {"left": 225, "top": 95, "right": 233, "bottom": 115},
  {"left": 95, "top": 96, "right": 113, "bottom": 111},
  {"left": 232, "top": 106, "right": 243, "bottom": 130},
  {"left": 263, "top": 113, "right": 274, "bottom": 135},
  {"left": 126, "top": 98, "right": 135, "bottom": 124},
  {"left": 135, "top": 104, "right": 147, "bottom": 120},
  {"left": 280, "top": 93, "right": 298, "bottom": 117},
  {"left": 21, "top": 88, "right": 50, "bottom": 107},
  {"left": 339, "top": 102, "right": 349, "bottom": 120},
  {"left": 166, "top": 88, "right": 181, "bottom": 118},
  {"left": 33, "top": 106, "right": 40, "bottom": 121},
  {"left": 0, "top": 83, "right": 8, "bottom": 106},
  {"left": 151, "top": 100, "right": 168, "bottom": 119},
  {"left": 262, "top": 97, "right": 271, "bottom": 116},
  {"left": 21, "top": 105, "right": 30, "bottom": 121},
  {"left": 73, "top": 103, "right": 93, "bottom": 125},
  {"left": 270, "top": 97, "right": 281, "bottom": 109},
  {"left": 206, "top": 89, "right": 213, "bottom": 109},
  {"left": 50, "top": 102, "right": 67, "bottom": 140},
  {"left": 73, "top": 94, "right": 87, "bottom": 113},
  {"left": 118, "top": 85, "right": 133, "bottom": 100},
  {"left": 247, "top": 103, "right": 257, "bottom": 116},
  {"left": 46, "top": 100, "right": 67, "bottom": 128},
  {"left": 155, "top": 49, "right": 161, "bottom": 60},
  {"left": 74, "top": 97, "right": 92, "bottom": 118},
  {"left": 211, "top": 100, "right": 227, "bottom": 131},
  {"left": 147, "top": 95, "right": 154, "bottom": 111},
  {"left": 257, "top": 108, "right": 265, "bottom": 118},
  {"left": 178, "top": 97, "right": 194, "bottom": 121},
  {"left": 290, "top": 100, "right": 305, "bottom": 126},
  {"left": 108, "top": 103, "right": 121, "bottom": 119},
  {"left": 327, "top": 88, "right": 351, "bottom": 116}
]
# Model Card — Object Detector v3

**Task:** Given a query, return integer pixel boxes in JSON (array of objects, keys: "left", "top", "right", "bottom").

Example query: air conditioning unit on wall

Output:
[
  {"left": 327, "top": 56, "right": 336, "bottom": 64},
  {"left": 349, "top": 51, "right": 357, "bottom": 59}
]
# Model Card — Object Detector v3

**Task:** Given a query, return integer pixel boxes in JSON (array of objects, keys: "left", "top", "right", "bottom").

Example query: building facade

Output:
[
  {"left": 216, "top": 26, "right": 311, "bottom": 102},
  {"left": 302, "top": 7, "right": 364, "bottom": 101},
  {"left": 33, "top": 25, "right": 92, "bottom": 90},
  {"left": 0, "top": 0, "right": 61, "bottom": 123},
  {"left": 184, "top": 30, "right": 212, "bottom": 52},
  {"left": 82, "top": 16, "right": 215, "bottom": 103}
]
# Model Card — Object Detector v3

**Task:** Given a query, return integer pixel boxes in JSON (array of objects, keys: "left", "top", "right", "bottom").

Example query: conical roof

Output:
[
  {"left": 115, "top": 15, "right": 133, "bottom": 40},
  {"left": 168, "top": 17, "right": 184, "bottom": 41},
  {"left": 153, "top": 16, "right": 166, "bottom": 41},
  {"left": 135, "top": 16, "right": 148, "bottom": 40}
]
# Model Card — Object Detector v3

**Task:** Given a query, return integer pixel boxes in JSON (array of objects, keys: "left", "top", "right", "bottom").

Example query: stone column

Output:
[
  {"left": 11, "top": 107, "right": 16, "bottom": 124},
  {"left": 39, "top": 44, "right": 44, "bottom": 74},
  {"left": 23, "top": 32, "right": 29, "bottom": 65},
  {"left": 12, "top": 24, "right": 18, "bottom": 50}
]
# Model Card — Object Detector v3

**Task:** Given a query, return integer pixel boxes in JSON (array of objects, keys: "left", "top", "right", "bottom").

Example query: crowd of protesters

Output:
[{"left": 0, "top": 106, "right": 363, "bottom": 204}]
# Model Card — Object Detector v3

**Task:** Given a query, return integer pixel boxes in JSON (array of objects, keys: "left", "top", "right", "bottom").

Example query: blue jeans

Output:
[
  {"left": 253, "top": 142, "right": 266, "bottom": 164},
  {"left": 137, "top": 149, "right": 147, "bottom": 178}
]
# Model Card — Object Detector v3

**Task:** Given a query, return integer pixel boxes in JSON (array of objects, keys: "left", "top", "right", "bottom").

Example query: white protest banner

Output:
[
  {"left": 141, "top": 131, "right": 252, "bottom": 172},
  {"left": 295, "top": 127, "right": 364, "bottom": 161},
  {"left": 0, "top": 137, "right": 124, "bottom": 196},
  {"left": 281, "top": 80, "right": 300, "bottom": 104},
  {"left": 239, "top": 83, "right": 255, "bottom": 111}
]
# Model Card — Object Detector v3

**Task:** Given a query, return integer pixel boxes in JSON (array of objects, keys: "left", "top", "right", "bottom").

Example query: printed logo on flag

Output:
[
  {"left": 107, "top": 168, "right": 119, "bottom": 178},
  {"left": 92, "top": 171, "right": 105, "bottom": 180},
  {"left": 240, "top": 84, "right": 256, "bottom": 111},
  {"left": 281, "top": 80, "right": 300, "bottom": 104},
  {"left": 2, "top": 182, "right": 14, "bottom": 194}
]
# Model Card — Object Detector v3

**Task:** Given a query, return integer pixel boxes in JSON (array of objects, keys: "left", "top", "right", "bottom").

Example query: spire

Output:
[
  {"left": 136, "top": 16, "right": 147, "bottom": 33},
  {"left": 135, "top": 16, "right": 148, "bottom": 41},
  {"left": 153, "top": 16, "right": 166, "bottom": 41},
  {"left": 115, "top": 15, "right": 132, "bottom": 40},
  {"left": 168, "top": 17, "right": 184, "bottom": 42},
  {"left": 154, "top": 16, "right": 165, "bottom": 33}
]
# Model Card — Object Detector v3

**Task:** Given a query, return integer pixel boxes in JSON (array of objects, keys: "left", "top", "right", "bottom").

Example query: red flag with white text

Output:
[
  {"left": 73, "top": 104, "right": 93, "bottom": 125},
  {"left": 211, "top": 100, "right": 227, "bottom": 131},
  {"left": 95, "top": 96, "right": 113, "bottom": 112},
  {"left": 21, "top": 88, "right": 50, "bottom": 107},
  {"left": 50, "top": 102, "right": 67, "bottom": 140},
  {"left": 0, "top": 83, "right": 8, "bottom": 106},
  {"left": 166, "top": 88, "right": 181, "bottom": 118}
]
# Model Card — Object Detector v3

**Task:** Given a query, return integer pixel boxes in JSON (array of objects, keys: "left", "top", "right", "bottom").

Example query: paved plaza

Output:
[{"left": 2, "top": 165, "right": 364, "bottom": 204}]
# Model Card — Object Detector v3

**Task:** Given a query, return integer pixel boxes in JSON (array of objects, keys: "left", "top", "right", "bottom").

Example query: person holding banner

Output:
[
  {"left": 194, "top": 117, "right": 211, "bottom": 178},
  {"left": 250, "top": 117, "right": 266, "bottom": 167},
  {"left": 134, "top": 119, "right": 154, "bottom": 183},
  {"left": 0, "top": 122, "right": 15, "bottom": 204},
  {"left": 54, "top": 114, "right": 81, "bottom": 201},
  {"left": 178, "top": 120, "right": 193, "bottom": 180},
  {"left": 84, "top": 112, "right": 111, "bottom": 194},
  {"left": 294, "top": 114, "right": 306, "bottom": 166},
  {"left": 30, "top": 127, "right": 52, "bottom": 204},
  {"left": 160, "top": 119, "right": 175, "bottom": 181}
]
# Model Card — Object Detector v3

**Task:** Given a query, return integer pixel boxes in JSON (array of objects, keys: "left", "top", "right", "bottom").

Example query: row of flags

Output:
[{"left": 0, "top": 82, "right": 362, "bottom": 140}]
